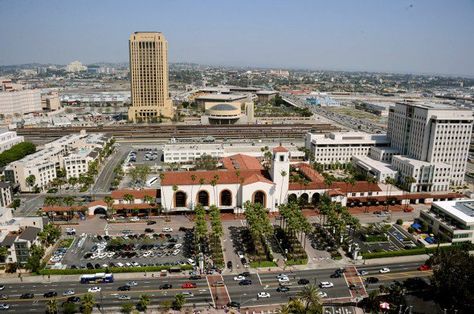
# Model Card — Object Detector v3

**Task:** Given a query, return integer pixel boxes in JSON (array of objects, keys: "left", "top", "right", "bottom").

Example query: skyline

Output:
[{"left": 1, "top": 0, "right": 474, "bottom": 77}]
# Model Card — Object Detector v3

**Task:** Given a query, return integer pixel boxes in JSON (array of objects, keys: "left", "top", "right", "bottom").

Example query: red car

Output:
[
  {"left": 417, "top": 264, "right": 431, "bottom": 271},
  {"left": 181, "top": 282, "right": 197, "bottom": 289}
]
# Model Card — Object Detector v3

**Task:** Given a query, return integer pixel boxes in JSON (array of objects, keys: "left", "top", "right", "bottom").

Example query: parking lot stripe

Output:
[{"left": 256, "top": 271, "right": 262, "bottom": 285}]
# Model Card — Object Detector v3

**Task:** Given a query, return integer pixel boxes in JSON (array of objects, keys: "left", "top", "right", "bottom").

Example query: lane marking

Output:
[
  {"left": 256, "top": 271, "right": 262, "bottom": 285},
  {"left": 205, "top": 276, "right": 215, "bottom": 309}
]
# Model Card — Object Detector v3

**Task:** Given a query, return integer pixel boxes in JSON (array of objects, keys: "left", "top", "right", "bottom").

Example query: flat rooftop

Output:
[{"left": 433, "top": 200, "right": 474, "bottom": 224}]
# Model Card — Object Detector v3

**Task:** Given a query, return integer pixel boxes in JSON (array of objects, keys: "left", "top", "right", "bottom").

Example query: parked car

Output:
[
  {"left": 227, "top": 261, "right": 233, "bottom": 269},
  {"left": 162, "top": 227, "right": 173, "bottom": 232},
  {"left": 298, "top": 278, "right": 309, "bottom": 285},
  {"left": 257, "top": 292, "right": 271, "bottom": 298},
  {"left": 379, "top": 267, "right": 390, "bottom": 274},
  {"left": 319, "top": 282, "right": 334, "bottom": 288}
]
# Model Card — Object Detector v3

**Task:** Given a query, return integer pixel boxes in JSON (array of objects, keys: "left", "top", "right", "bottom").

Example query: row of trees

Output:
[
  {"left": 193, "top": 204, "right": 224, "bottom": 265},
  {"left": 0, "top": 141, "right": 36, "bottom": 167},
  {"left": 279, "top": 284, "right": 323, "bottom": 314},
  {"left": 244, "top": 201, "right": 274, "bottom": 262},
  {"left": 319, "top": 194, "right": 360, "bottom": 243},
  {"left": 128, "top": 164, "right": 151, "bottom": 187}
]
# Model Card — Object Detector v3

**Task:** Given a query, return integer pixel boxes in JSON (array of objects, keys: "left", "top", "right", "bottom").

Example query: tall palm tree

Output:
[
  {"left": 138, "top": 294, "right": 150, "bottom": 312},
  {"left": 26, "top": 174, "right": 36, "bottom": 192},
  {"left": 297, "top": 284, "right": 322, "bottom": 312},
  {"left": 81, "top": 293, "right": 95, "bottom": 314},
  {"left": 104, "top": 195, "right": 115, "bottom": 217},
  {"left": 279, "top": 170, "right": 287, "bottom": 204},
  {"left": 384, "top": 177, "right": 395, "bottom": 211},
  {"left": 123, "top": 193, "right": 134, "bottom": 217},
  {"left": 159, "top": 172, "right": 166, "bottom": 212},
  {"left": 46, "top": 298, "right": 58, "bottom": 314},
  {"left": 190, "top": 174, "right": 196, "bottom": 210},
  {"left": 211, "top": 174, "right": 219, "bottom": 206}
]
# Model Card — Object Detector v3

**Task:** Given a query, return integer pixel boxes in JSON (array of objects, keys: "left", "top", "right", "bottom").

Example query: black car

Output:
[
  {"left": 330, "top": 272, "right": 341, "bottom": 278},
  {"left": 67, "top": 296, "right": 81, "bottom": 303},
  {"left": 366, "top": 277, "right": 379, "bottom": 284},
  {"left": 160, "top": 284, "right": 172, "bottom": 290},
  {"left": 189, "top": 275, "right": 202, "bottom": 280},
  {"left": 227, "top": 301, "right": 240, "bottom": 308},
  {"left": 239, "top": 279, "right": 252, "bottom": 286},
  {"left": 276, "top": 286, "right": 290, "bottom": 292},
  {"left": 147, "top": 221, "right": 156, "bottom": 225},
  {"left": 144, "top": 228, "right": 154, "bottom": 233},
  {"left": 43, "top": 291, "right": 57, "bottom": 298},
  {"left": 298, "top": 278, "right": 310, "bottom": 285},
  {"left": 20, "top": 293, "right": 34, "bottom": 299},
  {"left": 118, "top": 285, "right": 131, "bottom": 291},
  {"left": 227, "top": 261, "right": 233, "bottom": 269}
]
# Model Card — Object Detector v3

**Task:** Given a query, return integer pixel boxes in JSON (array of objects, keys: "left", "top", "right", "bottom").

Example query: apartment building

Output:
[
  {"left": 305, "top": 131, "right": 390, "bottom": 165},
  {"left": 4, "top": 131, "right": 110, "bottom": 191},
  {"left": 0, "top": 183, "right": 12, "bottom": 207},
  {"left": 0, "top": 130, "right": 24, "bottom": 153},
  {"left": 0, "top": 207, "right": 44, "bottom": 264}
]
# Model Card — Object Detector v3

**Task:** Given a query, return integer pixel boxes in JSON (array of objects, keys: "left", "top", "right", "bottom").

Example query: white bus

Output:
[{"left": 146, "top": 176, "right": 158, "bottom": 187}]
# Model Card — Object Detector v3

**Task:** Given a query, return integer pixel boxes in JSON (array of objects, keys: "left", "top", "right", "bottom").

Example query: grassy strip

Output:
[
  {"left": 250, "top": 260, "right": 277, "bottom": 268},
  {"left": 285, "top": 259, "right": 308, "bottom": 266},
  {"left": 39, "top": 264, "right": 193, "bottom": 275},
  {"left": 59, "top": 238, "right": 74, "bottom": 248}
]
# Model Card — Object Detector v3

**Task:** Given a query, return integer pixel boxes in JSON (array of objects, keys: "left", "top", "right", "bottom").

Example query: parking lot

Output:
[
  {"left": 60, "top": 227, "right": 197, "bottom": 270},
  {"left": 128, "top": 148, "right": 163, "bottom": 166}
]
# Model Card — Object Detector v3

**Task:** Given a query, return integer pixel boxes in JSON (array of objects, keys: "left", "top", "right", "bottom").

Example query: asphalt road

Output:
[
  {"left": 92, "top": 145, "right": 130, "bottom": 193},
  {"left": 0, "top": 261, "right": 429, "bottom": 312}
]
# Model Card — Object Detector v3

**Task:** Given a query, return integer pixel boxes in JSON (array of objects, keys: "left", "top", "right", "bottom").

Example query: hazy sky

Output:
[{"left": 1, "top": 0, "right": 473, "bottom": 76}]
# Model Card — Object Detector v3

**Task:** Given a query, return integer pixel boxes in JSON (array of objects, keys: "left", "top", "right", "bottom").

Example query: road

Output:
[
  {"left": 92, "top": 145, "right": 130, "bottom": 193},
  {"left": 0, "top": 261, "right": 429, "bottom": 312}
]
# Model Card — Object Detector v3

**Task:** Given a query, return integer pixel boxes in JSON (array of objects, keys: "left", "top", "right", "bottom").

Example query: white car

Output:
[
  {"left": 257, "top": 292, "right": 271, "bottom": 298},
  {"left": 88, "top": 287, "right": 101, "bottom": 293},
  {"left": 379, "top": 267, "right": 390, "bottom": 274},
  {"left": 237, "top": 251, "right": 245, "bottom": 259},
  {"left": 319, "top": 282, "right": 334, "bottom": 288},
  {"left": 172, "top": 249, "right": 180, "bottom": 256},
  {"left": 180, "top": 291, "right": 194, "bottom": 297},
  {"left": 278, "top": 277, "right": 290, "bottom": 283},
  {"left": 174, "top": 243, "right": 182, "bottom": 249},
  {"left": 276, "top": 274, "right": 288, "bottom": 280},
  {"left": 63, "top": 289, "right": 75, "bottom": 296},
  {"left": 0, "top": 304, "right": 9, "bottom": 310},
  {"left": 118, "top": 295, "right": 131, "bottom": 300},
  {"left": 318, "top": 291, "right": 328, "bottom": 298},
  {"left": 127, "top": 281, "right": 138, "bottom": 287},
  {"left": 357, "top": 270, "right": 369, "bottom": 276},
  {"left": 117, "top": 262, "right": 124, "bottom": 267},
  {"left": 187, "top": 259, "right": 196, "bottom": 266},
  {"left": 233, "top": 275, "right": 246, "bottom": 281},
  {"left": 162, "top": 227, "right": 173, "bottom": 232},
  {"left": 130, "top": 217, "right": 139, "bottom": 222}
]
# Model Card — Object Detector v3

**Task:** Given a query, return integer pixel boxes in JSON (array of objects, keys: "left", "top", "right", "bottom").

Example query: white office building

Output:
[
  {"left": 0, "top": 130, "right": 24, "bottom": 153},
  {"left": 419, "top": 200, "right": 474, "bottom": 244},
  {"left": 305, "top": 132, "right": 390, "bottom": 165},
  {"left": 351, "top": 156, "right": 398, "bottom": 183},
  {"left": 388, "top": 102, "right": 473, "bottom": 187}
]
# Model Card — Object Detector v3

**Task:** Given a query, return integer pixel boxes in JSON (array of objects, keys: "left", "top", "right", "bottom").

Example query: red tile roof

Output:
[
  {"left": 111, "top": 189, "right": 157, "bottom": 199},
  {"left": 88, "top": 200, "right": 107, "bottom": 207},
  {"left": 273, "top": 146, "right": 289, "bottom": 153},
  {"left": 222, "top": 154, "right": 263, "bottom": 171},
  {"left": 289, "top": 179, "right": 382, "bottom": 193},
  {"left": 42, "top": 205, "right": 87, "bottom": 212},
  {"left": 161, "top": 169, "right": 270, "bottom": 186},
  {"left": 113, "top": 203, "right": 154, "bottom": 210},
  {"left": 241, "top": 173, "right": 274, "bottom": 186}
]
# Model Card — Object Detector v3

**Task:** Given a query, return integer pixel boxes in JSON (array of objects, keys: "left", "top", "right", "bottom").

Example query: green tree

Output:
[
  {"left": 209, "top": 205, "right": 223, "bottom": 246},
  {"left": 160, "top": 300, "right": 173, "bottom": 312},
  {"left": 62, "top": 302, "right": 76, "bottom": 314},
  {"left": 172, "top": 294, "right": 186, "bottom": 310},
  {"left": 0, "top": 141, "right": 36, "bottom": 167},
  {"left": 210, "top": 174, "right": 219, "bottom": 206},
  {"left": 279, "top": 170, "right": 287, "bottom": 203},
  {"left": 159, "top": 173, "right": 167, "bottom": 211},
  {"left": 104, "top": 195, "right": 115, "bottom": 216},
  {"left": 137, "top": 294, "right": 150, "bottom": 312},
  {"left": 121, "top": 302, "right": 134, "bottom": 313},
  {"left": 46, "top": 298, "right": 58, "bottom": 314},
  {"left": 68, "top": 176, "right": 78, "bottom": 189},
  {"left": 297, "top": 284, "right": 322, "bottom": 313},
  {"left": 81, "top": 293, "right": 96, "bottom": 314},
  {"left": 279, "top": 297, "right": 306, "bottom": 314},
  {"left": 25, "top": 244, "right": 45, "bottom": 273},
  {"left": 11, "top": 198, "right": 21, "bottom": 210},
  {"left": 26, "top": 174, "right": 36, "bottom": 191},
  {"left": 0, "top": 246, "right": 9, "bottom": 263},
  {"left": 194, "top": 204, "right": 208, "bottom": 244},
  {"left": 190, "top": 174, "right": 197, "bottom": 210},
  {"left": 38, "top": 223, "right": 61, "bottom": 245}
]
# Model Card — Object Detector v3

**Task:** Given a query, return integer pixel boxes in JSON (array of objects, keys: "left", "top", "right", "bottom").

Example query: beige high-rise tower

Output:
[{"left": 128, "top": 32, "right": 173, "bottom": 122}]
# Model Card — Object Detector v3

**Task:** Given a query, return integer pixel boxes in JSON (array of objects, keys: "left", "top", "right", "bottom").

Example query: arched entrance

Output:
[
  {"left": 94, "top": 207, "right": 107, "bottom": 215},
  {"left": 220, "top": 190, "right": 232, "bottom": 207},
  {"left": 175, "top": 191, "right": 187, "bottom": 207},
  {"left": 288, "top": 194, "right": 297, "bottom": 203},
  {"left": 299, "top": 193, "right": 309, "bottom": 205},
  {"left": 311, "top": 193, "right": 320, "bottom": 206},
  {"left": 253, "top": 191, "right": 266, "bottom": 207},
  {"left": 197, "top": 190, "right": 209, "bottom": 206}
]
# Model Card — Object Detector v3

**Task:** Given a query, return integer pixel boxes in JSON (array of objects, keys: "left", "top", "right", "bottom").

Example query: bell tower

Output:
[{"left": 271, "top": 145, "right": 290, "bottom": 206}]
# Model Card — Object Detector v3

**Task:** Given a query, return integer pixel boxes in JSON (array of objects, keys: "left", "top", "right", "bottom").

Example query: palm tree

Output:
[
  {"left": 0, "top": 246, "right": 8, "bottom": 263},
  {"left": 384, "top": 177, "right": 395, "bottom": 211},
  {"left": 158, "top": 172, "right": 166, "bottom": 208},
  {"left": 63, "top": 196, "right": 74, "bottom": 207},
  {"left": 172, "top": 293, "right": 186, "bottom": 310},
  {"left": 209, "top": 205, "right": 223, "bottom": 247},
  {"left": 123, "top": 193, "right": 134, "bottom": 217},
  {"left": 46, "top": 298, "right": 58, "bottom": 314},
  {"left": 297, "top": 284, "right": 322, "bottom": 312},
  {"left": 104, "top": 195, "right": 115, "bottom": 217},
  {"left": 143, "top": 194, "right": 155, "bottom": 216},
  {"left": 68, "top": 176, "right": 78, "bottom": 189},
  {"left": 190, "top": 174, "right": 196, "bottom": 210},
  {"left": 81, "top": 293, "right": 95, "bottom": 314},
  {"left": 138, "top": 294, "right": 150, "bottom": 312},
  {"left": 211, "top": 174, "right": 219, "bottom": 206},
  {"left": 279, "top": 170, "right": 287, "bottom": 204},
  {"left": 26, "top": 174, "right": 36, "bottom": 191}
]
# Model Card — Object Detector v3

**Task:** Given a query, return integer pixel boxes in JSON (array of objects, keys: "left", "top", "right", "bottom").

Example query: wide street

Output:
[{"left": 0, "top": 261, "right": 430, "bottom": 312}]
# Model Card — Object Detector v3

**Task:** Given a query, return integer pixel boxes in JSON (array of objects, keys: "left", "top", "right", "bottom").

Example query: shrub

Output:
[
  {"left": 396, "top": 219, "right": 403, "bottom": 225},
  {"left": 0, "top": 142, "right": 36, "bottom": 167},
  {"left": 249, "top": 260, "right": 277, "bottom": 268},
  {"left": 407, "top": 227, "right": 415, "bottom": 234},
  {"left": 38, "top": 264, "right": 193, "bottom": 275},
  {"left": 286, "top": 258, "right": 308, "bottom": 266}
]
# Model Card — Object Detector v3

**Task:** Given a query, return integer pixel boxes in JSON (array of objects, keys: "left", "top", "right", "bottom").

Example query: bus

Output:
[
  {"left": 80, "top": 273, "right": 114, "bottom": 284},
  {"left": 146, "top": 176, "right": 158, "bottom": 187}
]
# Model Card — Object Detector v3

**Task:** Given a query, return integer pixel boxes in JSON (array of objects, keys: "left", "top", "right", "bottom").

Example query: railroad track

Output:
[{"left": 17, "top": 123, "right": 338, "bottom": 141}]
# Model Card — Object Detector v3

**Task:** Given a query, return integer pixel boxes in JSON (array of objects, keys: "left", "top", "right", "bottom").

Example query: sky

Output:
[{"left": 0, "top": 0, "right": 473, "bottom": 76}]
